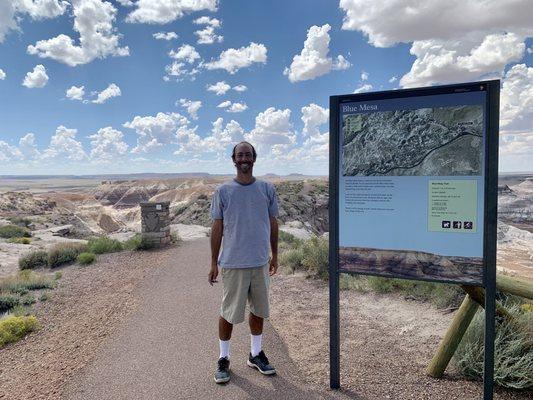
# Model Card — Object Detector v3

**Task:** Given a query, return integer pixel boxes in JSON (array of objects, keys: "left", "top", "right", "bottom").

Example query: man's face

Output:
[{"left": 233, "top": 143, "right": 254, "bottom": 173}]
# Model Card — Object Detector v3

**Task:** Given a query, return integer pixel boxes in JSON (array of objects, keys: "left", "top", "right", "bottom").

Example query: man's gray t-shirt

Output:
[{"left": 210, "top": 178, "right": 279, "bottom": 268}]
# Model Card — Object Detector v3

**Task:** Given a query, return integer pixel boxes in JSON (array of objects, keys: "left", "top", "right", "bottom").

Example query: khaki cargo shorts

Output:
[{"left": 220, "top": 263, "right": 270, "bottom": 324}]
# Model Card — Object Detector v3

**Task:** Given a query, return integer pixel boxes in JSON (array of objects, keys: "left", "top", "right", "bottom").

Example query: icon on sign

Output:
[
  {"left": 453, "top": 221, "right": 462, "bottom": 229},
  {"left": 442, "top": 221, "right": 451, "bottom": 228},
  {"left": 464, "top": 221, "right": 473, "bottom": 229}
]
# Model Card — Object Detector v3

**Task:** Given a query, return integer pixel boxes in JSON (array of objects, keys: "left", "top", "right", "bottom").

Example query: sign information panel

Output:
[
  {"left": 337, "top": 89, "right": 489, "bottom": 284},
  {"left": 329, "top": 81, "right": 499, "bottom": 399}
]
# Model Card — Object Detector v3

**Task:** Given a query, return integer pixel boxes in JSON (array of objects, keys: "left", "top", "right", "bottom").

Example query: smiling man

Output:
[{"left": 209, "top": 141, "right": 279, "bottom": 384}]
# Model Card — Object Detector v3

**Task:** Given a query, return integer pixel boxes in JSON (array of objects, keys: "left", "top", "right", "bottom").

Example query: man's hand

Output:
[
  {"left": 208, "top": 264, "right": 219, "bottom": 285},
  {"left": 269, "top": 257, "right": 278, "bottom": 276}
]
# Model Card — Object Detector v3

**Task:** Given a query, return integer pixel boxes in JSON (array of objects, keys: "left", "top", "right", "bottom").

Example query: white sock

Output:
[
  {"left": 219, "top": 339, "right": 230, "bottom": 360},
  {"left": 251, "top": 334, "right": 262, "bottom": 357}
]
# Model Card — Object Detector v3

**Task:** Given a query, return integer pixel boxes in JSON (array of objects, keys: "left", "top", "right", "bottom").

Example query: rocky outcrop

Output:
[{"left": 0, "top": 192, "right": 56, "bottom": 214}]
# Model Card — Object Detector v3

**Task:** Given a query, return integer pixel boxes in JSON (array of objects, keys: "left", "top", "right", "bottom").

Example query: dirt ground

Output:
[
  {"left": 0, "top": 245, "right": 531, "bottom": 400},
  {"left": 269, "top": 272, "right": 533, "bottom": 400}
]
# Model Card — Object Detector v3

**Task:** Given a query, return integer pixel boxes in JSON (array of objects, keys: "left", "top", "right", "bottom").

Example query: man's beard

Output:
[{"left": 236, "top": 162, "right": 252, "bottom": 173}]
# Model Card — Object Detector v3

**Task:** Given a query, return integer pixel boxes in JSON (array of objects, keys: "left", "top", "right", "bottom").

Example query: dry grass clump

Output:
[
  {"left": 454, "top": 300, "right": 533, "bottom": 390},
  {"left": 77, "top": 252, "right": 96, "bottom": 265},
  {"left": 47, "top": 242, "right": 88, "bottom": 268},
  {"left": 19, "top": 250, "right": 48, "bottom": 270},
  {"left": 87, "top": 236, "right": 123, "bottom": 254},
  {"left": 0, "top": 224, "right": 31, "bottom": 239}
]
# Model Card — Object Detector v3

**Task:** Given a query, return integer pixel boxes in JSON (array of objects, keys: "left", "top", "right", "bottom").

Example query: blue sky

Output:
[{"left": 0, "top": 0, "right": 531, "bottom": 175}]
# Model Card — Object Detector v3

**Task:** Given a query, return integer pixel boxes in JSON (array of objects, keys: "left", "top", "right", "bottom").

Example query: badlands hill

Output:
[{"left": 0, "top": 174, "right": 531, "bottom": 278}]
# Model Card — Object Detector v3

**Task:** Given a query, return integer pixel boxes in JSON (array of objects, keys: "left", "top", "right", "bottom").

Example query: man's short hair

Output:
[{"left": 231, "top": 141, "right": 257, "bottom": 161}]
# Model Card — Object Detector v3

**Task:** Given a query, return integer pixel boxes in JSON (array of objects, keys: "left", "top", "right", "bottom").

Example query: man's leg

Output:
[
  {"left": 219, "top": 316, "right": 233, "bottom": 340},
  {"left": 249, "top": 312, "right": 263, "bottom": 335}
]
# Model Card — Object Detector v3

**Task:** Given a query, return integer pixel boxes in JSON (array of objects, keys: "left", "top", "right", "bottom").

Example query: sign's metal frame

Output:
[{"left": 328, "top": 80, "right": 499, "bottom": 400}]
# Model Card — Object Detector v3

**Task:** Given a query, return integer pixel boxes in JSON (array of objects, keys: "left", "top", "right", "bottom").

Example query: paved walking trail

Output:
[{"left": 63, "top": 238, "right": 354, "bottom": 400}]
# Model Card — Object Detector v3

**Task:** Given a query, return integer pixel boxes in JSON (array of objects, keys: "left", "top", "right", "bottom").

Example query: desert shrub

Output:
[
  {"left": 77, "top": 252, "right": 96, "bottom": 265},
  {"left": 20, "top": 294, "right": 36, "bottom": 306},
  {"left": 39, "top": 292, "right": 50, "bottom": 302},
  {"left": 18, "top": 250, "right": 48, "bottom": 270},
  {"left": 54, "top": 272, "right": 62, "bottom": 280},
  {"left": 8, "top": 237, "right": 31, "bottom": 244},
  {"left": 47, "top": 242, "right": 88, "bottom": 268},
  {"left": 364, "top": 276, "right": 464, "bottom": 308},
  {"left": 0, "top": 270, "right": 55, "bottom": 294},
  {"left": 339, "top": 273, "right": 366, "bottom": 291},
  {"left": 454, "top": 302, "right": 533, "bottom": 390},
  {"left": 0, "top": 295, "right": 19, "bottom": 313},
  {"left": 301, "top": 236, "right": 329, "bottom": 279},
  {"left": 279, "top": 230, "right": 302, "bottom": 247},
  {"left": 0, "top": 314, "right": 39, "bottom": 347},
  {"left": 279, "top": 247, "right": 305, "bottom": 273},
  {"left": 0, "top": 225, "right": 31, "bottom": 239},
  {"left": 123, "top": 234, "right": 154, "bottom": 251},
  {"left": 173, "top": 203, "right": 188, "bottom": 216},
  {"left": 170, "top": 232, "right": 181, "bottom": 244},
  {"left": 7, "top": 217, "right": 32, "bottom": 228},
  {"left": 87, "top": 236, "right": 123, "bottom": 254}
]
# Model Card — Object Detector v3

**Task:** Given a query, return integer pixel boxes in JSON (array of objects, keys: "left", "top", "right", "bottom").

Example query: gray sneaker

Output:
[
  {"left": 214, "top": 357, "right": 230, "bottom": 384},
  {"left": 247, "top": 350, "right": 276, "bottom": 375}
]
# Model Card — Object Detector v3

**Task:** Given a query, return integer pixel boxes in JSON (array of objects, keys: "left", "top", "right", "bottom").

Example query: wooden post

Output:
[
  {"left": 496, "top": 273, "right": 533, "bottom": 300},
  {"left": 427, "top": 294, "right": 479, "bottom": 378}
]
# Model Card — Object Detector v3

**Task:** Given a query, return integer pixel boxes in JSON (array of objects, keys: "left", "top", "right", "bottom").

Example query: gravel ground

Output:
[
  {"left": 0, "top": 241, "right": 531, "bottom": 400},
  {"left": 0, "top": 247, "right": 174, "bottom": 400},
  {"left": 269, "top": 272, "right": 532, "bottom": 400}
]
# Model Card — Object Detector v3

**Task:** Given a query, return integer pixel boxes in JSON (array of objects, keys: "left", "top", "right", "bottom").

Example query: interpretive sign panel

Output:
[
  {"left": 328, "top": 81, "right": 499, "bottom": 398},
  {"left": 333, "top": 82, "right": 499, "bottom": 285}
]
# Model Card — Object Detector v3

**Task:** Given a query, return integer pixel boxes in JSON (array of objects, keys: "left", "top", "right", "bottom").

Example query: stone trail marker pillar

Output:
[{"left": 140, "top": 201, "right": 171, "bottom": 247}]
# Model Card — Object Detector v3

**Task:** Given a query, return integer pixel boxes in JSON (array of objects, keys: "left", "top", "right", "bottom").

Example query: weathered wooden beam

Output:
[
  {"left": 460, "top": 285, "right": 514, "bottom": 321},
  {"left": 427, "top": 294, "right": 479, "bottom": 378},
  {"left": 496, "top": 273, "right": 533, "bottom": 300}
]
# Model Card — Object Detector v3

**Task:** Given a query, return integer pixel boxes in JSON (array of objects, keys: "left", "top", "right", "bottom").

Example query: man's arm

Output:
[
  {"left": 209, "top": 219, "right": 223, "bottom": 285},
  {"left": 269, "top": 216, "right": 278, "bottom": 276}
]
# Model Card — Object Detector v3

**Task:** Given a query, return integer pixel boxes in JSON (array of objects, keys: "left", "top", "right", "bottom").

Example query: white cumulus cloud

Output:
[
  {"left": 66, "top": 85, "right": 85, "bottom": 100},
  {"left": 500, "top": 64, "right": 533, "bottom": 133},
  {"left": 92, "top": 83, "right": 121, "bottom": 104},
  {"left": 245, "top": 107, "right": 296, "bottom": 155},
  {"left": 124, "top": 112, "right": 188, "bottom": 153},
  {"left": 203, "top": 42, "right": 267, "bottom": 74},
  {"left": 42, "top": 125, "right": 88, "bottom": 161},
  {"left": 169, "top": 44, "right": 201, "bottom": 64},
  {"left": 126, "top": 0, "right": 217, "bottom": 24},
  {"left": 0, "top": 141, "right": 23, "bottom": 162},
  {"left": 177, "top": 98, "right": 202, "bottom": 120},
  {"left": 19, "top": 133, "right": 40, "bottom": 159},
  {"left": 284, "top": 24, "right": 350, "bottom": 83},
  {"left": 0, "top": 69, "right": 5, "bottom": 80},
  {"left": 1, "top": 0, "right": 68, "bottom": 43},
  {"left": 22, "top": 64, "right": 49, "bottom": 88},
  {"left": 89, "top": 126, "right": 128, "bottom": 160},
  {"left": 27, "top": 0, "right": 129, "bottom": 67},
  {"left": 217, "top": 100, "right": 231, "bottom": 108},
  {"left": 193, "top": 16, "right": 223, "bottom": 44},
  {"left": 354, "top": 83, "right": 373, "bottom": 93},
  {"left": 301, "top": 103, "right": 328, "bottom": 138},
  {"left": 233, "top": 84, "right": 247, "bottom": 92},
  {"left": 207, "top": 81, "right": 231, "bottom": 95},
  {"left": 153, "top": 31, "right": 178, "bottom": 41}
]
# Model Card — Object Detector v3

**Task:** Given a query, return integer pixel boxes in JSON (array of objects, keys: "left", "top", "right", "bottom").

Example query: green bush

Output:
[
  {"left": 77, "top": 252, "right": 96, "bottom": 265},
  {"left": 18, "top": 250, "right": 48, "bottom": 270},
  {"left": 454, "top": 302, "right": 533, "bottom": 390},
  {"left": 0, "top": 295, "right": 19, "bottom": 313},
  {"left": 20, "top": 294, "right": 36, "bottom": 306},
  {"left": 0, "top": 270, "right": 55, "bottom": 294},
  {"left": 87, "top": 236, "right": 123, "bottom": 254},
  {"left": 54, "top": 271, "right": 62, "bottom": 280},
  {"left": 364, "top": 276, "right": 463, "bottom": 308},
  {"left": 39, "top": 292, "right": 50, "bottom": 302},
  {"left": 8, "top": 237, "right": 31, "bottom": 244},
  {"left": 7, "top": 217, "right": 32, "bottom": 228},
  {"left": 0, "top": 225, "right": 31, "bottom": 239},
  {"left": 279, "top": 230, "right": 302, "bottom": 247},
  {"left": 301, "top": 236, "right": 329, "bottom": 279},
  {"left": 123, "top": 234, "right": 154, "bottom": 251},
  {"left": 0, "top": 315, "right": 39, "bottom": 347},
  {"left": 279, "top": 247, "right": 305, "bottom": 273},
  {"left": 47, "top": 242, "right": 88, "bottom": 268},
  {"left": 339, "top": 273, "right": 366, "bottom": 291}
]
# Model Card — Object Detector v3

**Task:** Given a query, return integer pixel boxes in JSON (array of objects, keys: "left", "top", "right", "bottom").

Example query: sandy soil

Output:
[{"left": 269, "top": 271, "right": 532, "bottom": 400}]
